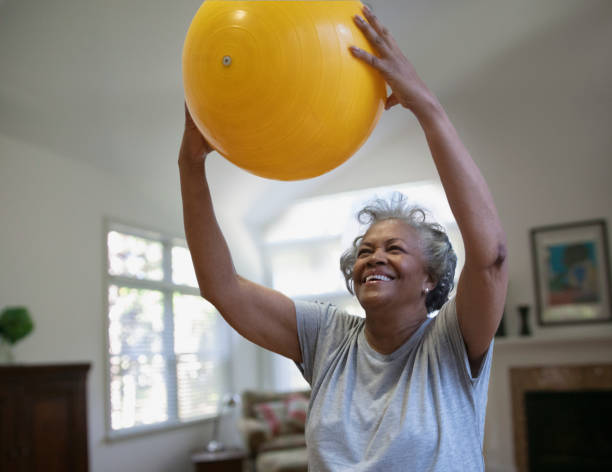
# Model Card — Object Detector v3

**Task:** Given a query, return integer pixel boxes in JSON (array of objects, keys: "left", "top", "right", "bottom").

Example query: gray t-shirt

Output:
[{"left": 294, "top": 297, "right": 493, "bottom": 471}]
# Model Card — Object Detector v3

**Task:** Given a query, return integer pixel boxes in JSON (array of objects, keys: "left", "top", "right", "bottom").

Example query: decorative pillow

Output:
[
  {"left": 285, "top": 393, "right": 309, "bottom": 431},
  {"left": 253, "top": 400, "right": 294, "bottom": 436},
  {"left": 253, "top": 394, "right": 310, "bottom": 436}
]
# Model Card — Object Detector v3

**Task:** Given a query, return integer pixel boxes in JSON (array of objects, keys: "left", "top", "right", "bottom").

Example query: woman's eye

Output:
[
  {"left": 388, "top": 246, "right": 403, "bottom": 253},
  {"left": 357, "top": 249, "right": 370, "bottom": 257}
]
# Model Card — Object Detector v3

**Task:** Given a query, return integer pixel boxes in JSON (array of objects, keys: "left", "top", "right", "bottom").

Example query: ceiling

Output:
[{"left": 0, "top": 0, "right": 592, "bottom": 219}]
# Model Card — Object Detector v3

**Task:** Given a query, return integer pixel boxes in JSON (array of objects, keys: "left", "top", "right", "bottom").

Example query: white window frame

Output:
[{"left": 103, "top": 219, "right": 234, "bottom": 439}]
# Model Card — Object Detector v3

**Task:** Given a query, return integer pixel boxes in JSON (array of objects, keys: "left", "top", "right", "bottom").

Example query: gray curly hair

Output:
[{"left": 339, "top": 193, "right": 457, "bottom": 313}]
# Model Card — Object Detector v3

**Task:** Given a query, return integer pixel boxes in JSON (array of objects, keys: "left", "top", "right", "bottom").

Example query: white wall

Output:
[{"left": 0, "top": 133, "right": 260, "bottom": 472}]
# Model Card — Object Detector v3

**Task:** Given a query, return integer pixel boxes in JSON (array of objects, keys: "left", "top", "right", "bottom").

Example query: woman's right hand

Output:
[{"left": 179, "top": 103, "right": 215, "bottom": 166}]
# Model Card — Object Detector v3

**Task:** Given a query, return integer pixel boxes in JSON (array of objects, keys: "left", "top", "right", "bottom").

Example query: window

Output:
[
  {"left": 262, "top": 181, "right": 464, "bottom": 391},
  {"left": 105, "top": 222, "right": 232, "bottom": 437}
]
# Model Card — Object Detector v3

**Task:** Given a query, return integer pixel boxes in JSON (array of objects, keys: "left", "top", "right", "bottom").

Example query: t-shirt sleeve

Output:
[
  {"left": 435, "top": 297, "right": 494, "bottom": 386},
  {"left": 293, "top": 300, "right": 325, "bottom": 385},
  {"left": 293, "top": 300, "right": 362, "bottom": 386}
]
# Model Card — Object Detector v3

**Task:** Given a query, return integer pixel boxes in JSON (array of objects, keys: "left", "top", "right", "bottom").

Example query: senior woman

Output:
[{"left": 178, "top": 5, "right": 507, "bottom": 471}]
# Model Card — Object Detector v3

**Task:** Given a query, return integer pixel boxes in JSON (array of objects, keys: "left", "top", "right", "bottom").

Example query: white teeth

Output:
[{"left": 365, "top": 274, "right": 392, "bottom": 283}]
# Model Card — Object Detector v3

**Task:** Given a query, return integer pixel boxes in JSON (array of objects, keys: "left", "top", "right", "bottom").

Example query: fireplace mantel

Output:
[
  {"left": 495, "top": 333, "right": 612, "bottom": 348},
  {"left": 510, "top": 364, "right": 612, "bottom": 472},
  {"left": 483, "top": 330, "right": 612, "bottom": 472}
]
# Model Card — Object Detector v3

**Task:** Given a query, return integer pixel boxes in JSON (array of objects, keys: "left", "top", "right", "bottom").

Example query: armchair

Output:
[{"left": 240, "top": 390, "right": 310, "bottom": 472}]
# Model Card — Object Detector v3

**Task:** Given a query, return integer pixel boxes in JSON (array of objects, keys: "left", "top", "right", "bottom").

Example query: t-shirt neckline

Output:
[{"left": 358, "top": 316, "right": 433, "bottom": 362}]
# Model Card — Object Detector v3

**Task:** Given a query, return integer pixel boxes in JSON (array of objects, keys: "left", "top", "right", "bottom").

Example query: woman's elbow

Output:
[
  {"left": 465, "top": 237, "right": 508, "bottom": 272},
  {"left": 493, "top": 241, "right": 508, "bottom": 268}
]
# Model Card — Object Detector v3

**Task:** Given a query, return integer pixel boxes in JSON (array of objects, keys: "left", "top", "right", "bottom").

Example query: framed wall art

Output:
[{"left": 530, "top": 219, "right": 612, "bottom": 326}]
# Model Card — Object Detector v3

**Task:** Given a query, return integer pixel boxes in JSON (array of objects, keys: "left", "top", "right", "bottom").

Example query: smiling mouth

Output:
[{"left": 362, "top": 274, "right": 394, "bottom": 283}]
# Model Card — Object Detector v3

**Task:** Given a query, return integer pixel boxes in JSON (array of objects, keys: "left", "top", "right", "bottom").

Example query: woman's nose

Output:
[{"left": 367, "top": 248, "right": 386, "bottom": 265}]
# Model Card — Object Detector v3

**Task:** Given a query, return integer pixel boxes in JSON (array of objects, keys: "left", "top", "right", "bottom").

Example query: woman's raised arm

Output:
[
  {"left": 351, "top": 7, "right": 508, "bottom": 369},
  {"left": 178, "top": 105, "right": 302, "bottom": 362}
]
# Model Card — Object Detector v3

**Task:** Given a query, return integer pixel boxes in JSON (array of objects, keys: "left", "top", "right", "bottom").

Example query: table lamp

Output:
[{"left": 206, "top": 393, "right": 241, "bottom": 452}]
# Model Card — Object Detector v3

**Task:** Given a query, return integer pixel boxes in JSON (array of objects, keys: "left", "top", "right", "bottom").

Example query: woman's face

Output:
[{"left": 352, "top": 219, "right": 432, "bottom": 312}]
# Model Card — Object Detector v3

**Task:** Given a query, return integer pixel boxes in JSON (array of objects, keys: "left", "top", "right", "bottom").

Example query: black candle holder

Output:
[
  {"left": 495, "top": 311, "right": 506, "bottom": 337},
  {"left": 518, "top": 305, "right": 531, "bottom": 336}
]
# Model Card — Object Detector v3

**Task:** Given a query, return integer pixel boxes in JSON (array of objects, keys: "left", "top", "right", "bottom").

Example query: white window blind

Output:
[{"left": 105, "top": 223, "right": 232, "bottom": 436}]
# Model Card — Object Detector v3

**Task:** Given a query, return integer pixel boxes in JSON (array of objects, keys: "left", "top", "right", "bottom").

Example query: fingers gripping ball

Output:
[{"left": 182, "top": 0, "right": 386, "bottom": 181}]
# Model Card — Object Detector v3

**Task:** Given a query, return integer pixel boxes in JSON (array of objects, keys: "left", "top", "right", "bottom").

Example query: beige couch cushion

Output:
[
  {"left": 259, "top": 434, "right": 307, "bottom": 453},
  {"left": 256, "top": 447, "right": 308, "bottom": 472}
]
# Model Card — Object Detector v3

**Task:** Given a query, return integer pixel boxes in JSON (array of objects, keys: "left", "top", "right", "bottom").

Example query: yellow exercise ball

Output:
[{"left": 182, "top": 0, "right": 386, "bottom": 181}]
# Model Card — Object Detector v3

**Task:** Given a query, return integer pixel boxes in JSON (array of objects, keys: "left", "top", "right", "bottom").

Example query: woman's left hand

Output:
[{"left": 350, "top": 6, "right": 435, "bottom": 114}]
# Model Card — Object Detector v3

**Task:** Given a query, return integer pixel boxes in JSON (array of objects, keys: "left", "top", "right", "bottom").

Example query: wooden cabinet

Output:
[{"left": 0, "top": 363, "right": 90, "bottom": 472}]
